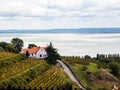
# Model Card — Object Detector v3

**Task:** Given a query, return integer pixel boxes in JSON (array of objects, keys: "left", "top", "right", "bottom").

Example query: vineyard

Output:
[
  {"left": 0, "top": 53, "right": 79, "bottom": 89},
  {"left": 26, "top": 66, "right": 78, "bottom": 89},
  {"left": 0, "top": 59, "right": 45, "bottom": 80},
  {"left": 0, "top": 52, "right": 14, "bottom": 60}
]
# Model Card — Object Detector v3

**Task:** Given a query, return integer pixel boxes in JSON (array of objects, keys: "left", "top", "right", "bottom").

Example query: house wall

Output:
[
  {"left": 29, "top": 48, "right": 47, "bottom": 59},
  {"left": 36, "top": 48, "right": 47, "bottom": 58}
]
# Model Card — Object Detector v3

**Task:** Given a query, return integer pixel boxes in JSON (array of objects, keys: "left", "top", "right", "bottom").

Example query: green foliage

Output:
[
  {"left": 86, "top": 86, "right": 92, "bottom": 90},
  {"left": 109, "top": 62, "right": 120, "bottom": 76},
  {"left": 96, "top": 53, "right": 120, "bottom": 63},
  {"left": 11, "top": 38, "right": 24, "bottom": 53},
  {"left": 0, "top": 38, "right": 24, "bottom": 53},
  {"left": 26, "top": 67, "right": 78, "bottom": 89},
  {"left": 87, "top": 63, "right": 100, "bottom": 73},
  {"left": 26, "top": 51, "right": 29, "bottom": 57},
  {"left": 82, "top": 66, "right": 88, "bottom": 71},
  {"left": 62, "top": 56, "right": 119, "bottom": 90},
  {"left": 28, "top": 44, "right": 37, "bottom": 49},
  {"left": 46, "top": 42, "right": 61, "bottom": 64},
  {"left": 84, "top": 55, "right": 91, "bottom": 59},
  {"left": 5, "top": 44, "right": 16, "bottom": 53},
  {"left": 0, "top": 59, "right": 43, "bottom": 80},
  {"left": 98, "top": 87, "right": 109, "bottom": 90},
  {"left": 0, "top": 52, "right": 14, "bottom": 59},
  {"left": 0, "top": 53, "right": 78, "bottom": 89},
  {"left": 0, "top": 42, "right": 17, "bottom": 53},
  {"left": 0, "top": 54, "right": 26, "bottom": 68},
  {"left": 0, "top": 47, "right": 5, "bottom": 52},
  {"left": 97, "top": 63, "right": 102, "bottom": 69},
  {"left": 62, "top": 56, "right": 89, "bottom": 65},
  {"left": 0, "top": 61, "right": 50, "bottom": 88},
  {"left": 0, "top": 42, "right": 8, "bottom": 50}
]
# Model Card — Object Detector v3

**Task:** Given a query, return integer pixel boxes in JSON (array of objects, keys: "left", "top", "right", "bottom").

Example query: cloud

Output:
[
  {"left": 0, "top": 0, "right": 120, "bottom": 29},
  {"left": 0, "top": 0, "right": 120, "bottom": 19}
]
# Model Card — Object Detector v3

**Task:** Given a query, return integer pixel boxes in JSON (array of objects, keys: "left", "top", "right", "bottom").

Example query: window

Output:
[{"left": 43, "top": 54, "right": 46, "bottom": 57}]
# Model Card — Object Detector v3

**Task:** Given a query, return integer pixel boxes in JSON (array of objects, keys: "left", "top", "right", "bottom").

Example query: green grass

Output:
[
  {"left": 87, "top": 63, "right": 100, "bottom": 73},
  {"left": 71, "top": 64, "right": 88, "bottom": 87}
]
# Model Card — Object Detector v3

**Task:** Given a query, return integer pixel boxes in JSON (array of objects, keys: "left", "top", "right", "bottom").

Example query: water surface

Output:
[{"left": 0, "top": 32, "right": 120, "bottom": 57}]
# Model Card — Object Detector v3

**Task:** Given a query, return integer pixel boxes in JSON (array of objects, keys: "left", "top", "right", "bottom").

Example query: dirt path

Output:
[{"left": 57, "top": 60, "right": 86, "bottom": 90}]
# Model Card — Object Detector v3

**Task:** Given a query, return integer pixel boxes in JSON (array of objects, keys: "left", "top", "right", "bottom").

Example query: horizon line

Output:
[{"left": 0, "top": 27, "right": 120, "bottom": 30}]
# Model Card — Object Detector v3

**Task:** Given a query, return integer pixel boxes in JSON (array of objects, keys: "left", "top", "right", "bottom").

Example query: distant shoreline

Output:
[{"left": 0, "top": 28, "right": 120, "bottom": 34}]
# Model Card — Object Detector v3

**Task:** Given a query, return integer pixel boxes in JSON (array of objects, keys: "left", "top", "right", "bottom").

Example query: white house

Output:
[{"left": 22, "top": 46, "right": 47, "bottom": 59}]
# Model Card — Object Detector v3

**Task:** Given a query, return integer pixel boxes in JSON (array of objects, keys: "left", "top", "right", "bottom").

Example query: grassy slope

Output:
[
  {"left": 62, "top": 59, "right": 119, "bottom": 90},
  {"left": 72, "top": 64, "right": 88, "bottom": 87}
]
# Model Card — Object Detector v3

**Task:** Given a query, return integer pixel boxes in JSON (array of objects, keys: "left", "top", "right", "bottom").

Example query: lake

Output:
[{"left": 0, "top": 28, "right": 120, "bottom": 57}]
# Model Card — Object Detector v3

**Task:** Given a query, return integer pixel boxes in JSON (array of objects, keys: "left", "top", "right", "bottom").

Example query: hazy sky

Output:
[{"left": 0, "top": 0, "right": 120, "bottom": 29}]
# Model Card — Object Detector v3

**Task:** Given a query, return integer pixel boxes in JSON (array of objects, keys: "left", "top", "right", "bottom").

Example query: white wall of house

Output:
[
  {"left": 36, "top": 48, "right": 47, "bottom": 58},
  {"left": 29, "top": 48, "right": 47, "bottom": 59}
]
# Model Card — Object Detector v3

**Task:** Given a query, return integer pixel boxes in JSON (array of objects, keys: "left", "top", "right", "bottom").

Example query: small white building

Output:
[{"left": 22, "top": 46, "right": 47, "bottom": 59}]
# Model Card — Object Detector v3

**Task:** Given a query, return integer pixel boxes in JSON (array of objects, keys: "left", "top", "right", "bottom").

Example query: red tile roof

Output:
[{"left": 22, "top": 47, "right": 46, "bottom": 54}]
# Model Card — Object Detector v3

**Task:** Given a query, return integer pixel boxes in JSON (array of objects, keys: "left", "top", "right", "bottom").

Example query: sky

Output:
[{"left": 0, "top": 0, "right": 120, "bottom": 29}]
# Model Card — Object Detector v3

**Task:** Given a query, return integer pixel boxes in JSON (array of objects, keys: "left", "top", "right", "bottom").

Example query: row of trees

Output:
[
  {"left": 96, "top": 53, "right": 120, "bottom": 59},
  {"left": 0, "top": 38, "right": 23, "bottom": 53}
]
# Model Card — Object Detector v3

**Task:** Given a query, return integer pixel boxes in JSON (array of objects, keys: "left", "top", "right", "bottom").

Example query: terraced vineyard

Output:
[
  {"left": 0, "top": 59, "right": 45, "bottom": 80},
  {"left": 26, "top": 66, "right": 78, "bottom": 89},
  {"left": 0, "top": 52, "right": 14, "bottom": 60},
  {"left": 0, "top": 53, "right": 79, "bottom": 89}
]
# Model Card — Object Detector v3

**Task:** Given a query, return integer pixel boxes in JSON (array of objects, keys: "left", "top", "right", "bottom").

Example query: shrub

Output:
[{"left": 109, "top": 62, "right": 120, "bottom": 76}]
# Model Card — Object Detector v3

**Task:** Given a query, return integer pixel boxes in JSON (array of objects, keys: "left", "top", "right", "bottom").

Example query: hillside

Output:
[
  {"left": 62, "top": 56, "right": 120, "bottom": 90},
  {"left": 0, "top": 52, "right": 78, "bottom": 89}
]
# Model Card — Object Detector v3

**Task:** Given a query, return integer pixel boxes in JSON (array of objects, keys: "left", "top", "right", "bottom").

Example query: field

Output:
[{"left": 0, "top": 52, "right": 78, "bottom": 89}]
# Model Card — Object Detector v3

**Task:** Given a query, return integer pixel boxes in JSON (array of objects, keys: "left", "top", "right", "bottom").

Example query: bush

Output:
[
  {"left": 98, "top": 87, "right": 109, "bottom": 90},
  {"left": 109, "top": 62, "right": 120, "bottom": 76},
  {"left": 82, "top": 66, "right": 88, "bottom": 71},
  {"left": 97, "top": 63, "right": 102, "bottom": 69}
]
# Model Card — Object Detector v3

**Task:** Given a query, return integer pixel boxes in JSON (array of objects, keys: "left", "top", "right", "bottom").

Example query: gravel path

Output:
[{"left": 57, "top": 60, "right": 86, "bottom": 90}]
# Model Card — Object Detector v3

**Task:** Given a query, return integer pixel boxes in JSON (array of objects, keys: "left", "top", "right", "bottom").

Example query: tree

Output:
[
  {"left": 28, "top": 44, "right": 37, "bottom": 49},
  {"left": 11, "top": 38, "right": 24, "bottom": 53},
  {"left": 46, "top": 42, "right": 61, "bottom": 64},
  {"left": 26, "top": 51, "right": 29, "bottom": 57},
  {"left": 5, "top": 44, "right": 16, "bottom": 53},
  {"left": 0, "top": 42, "right": 8, "bottom": 50},
  {"left": 84, "top": 55, "right": 91, "bottom": 59},
  {"left": 96, "top": 54, "right": 100, "bottom": 60}
]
